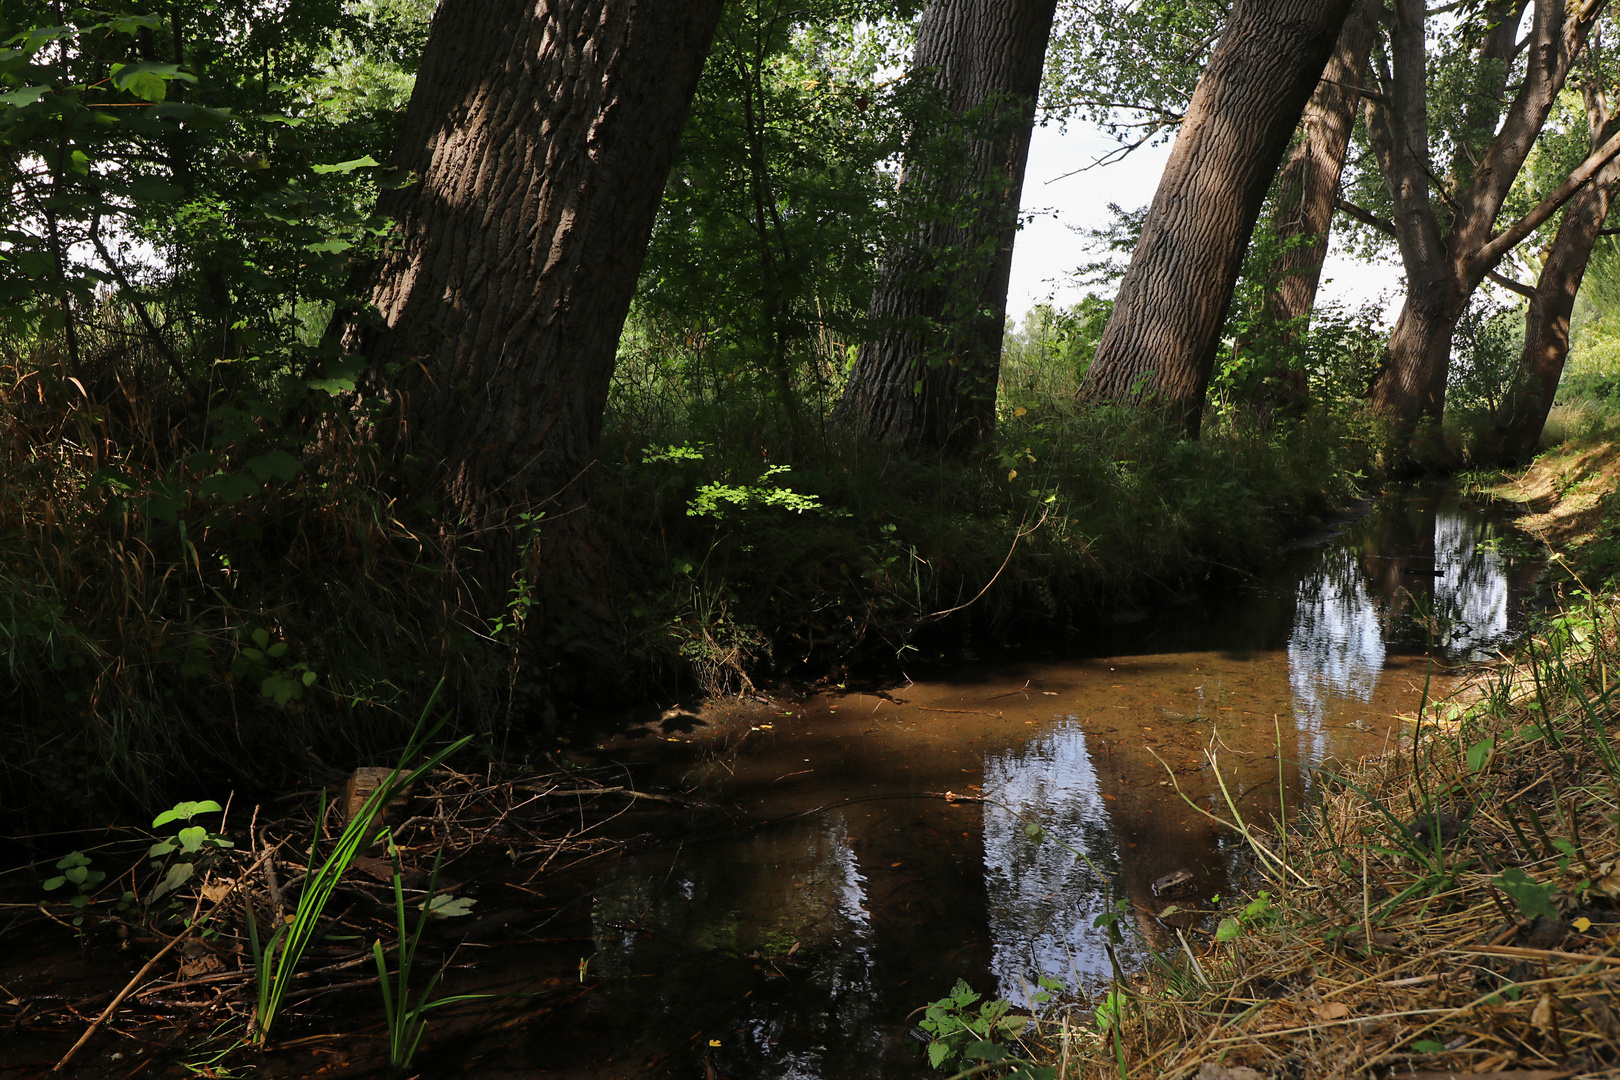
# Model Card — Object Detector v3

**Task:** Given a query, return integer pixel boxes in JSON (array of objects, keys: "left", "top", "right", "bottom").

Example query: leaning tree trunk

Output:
[
  {"left": 1257, "top": 0, "right": 1381, "bottom": 407},
  {"left": 344, "top": 0, "right": 724, "bottom": 685},
  {"left": 1080, "top": 0, "right": 1357, "bottom": 435},
  {"left": 1488, "top": 103, "right": 1620, "bottom": 465},
  {"left": 834, "top": 0, "right": 1058, "bottom": 452}
]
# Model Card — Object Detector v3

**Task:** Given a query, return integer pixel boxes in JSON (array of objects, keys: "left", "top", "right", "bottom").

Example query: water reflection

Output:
[
  {"left": 497, "top": 489, "right": 1545, "bottom": 1079},
  {"left": 981, "top": 721, "right": 1141, "bottom": 999}
]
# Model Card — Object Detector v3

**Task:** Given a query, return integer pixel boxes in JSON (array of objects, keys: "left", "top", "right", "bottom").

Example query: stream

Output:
[{"left": 426, "top": 487, "right": 1547, "bottom": 1079}]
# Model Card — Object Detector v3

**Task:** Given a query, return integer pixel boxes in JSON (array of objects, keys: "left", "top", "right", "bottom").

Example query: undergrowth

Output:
[{"left": 598, "top": 371, "right": 1376, "bottom": 695}]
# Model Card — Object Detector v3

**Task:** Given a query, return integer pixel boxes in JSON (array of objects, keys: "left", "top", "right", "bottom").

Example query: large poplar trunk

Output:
[
  {"left": 1080, "top": 0, "right": 1357, "bottom": 435},
  {"left": 1257, "top": 0, "right": 1381, "bottom": 406},
  {"left": 1488, "top": 100, "right": 1620, "bottom": 464},
  {"left": 834, "top": 0, "right": 1058, "bottom": 451},
  {"left": 345, "top": 0, "right": 723, "bottom": 682},
  {"left": 1361, "top": 0, "right": 1611, "bottom": 447}
]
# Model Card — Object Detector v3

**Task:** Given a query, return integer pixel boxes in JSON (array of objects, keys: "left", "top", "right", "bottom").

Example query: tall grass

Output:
[{"left": 598, "top": 344, "right": 1376, "bottom": 691}]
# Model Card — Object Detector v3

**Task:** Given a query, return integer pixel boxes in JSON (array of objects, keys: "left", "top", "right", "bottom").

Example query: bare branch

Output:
[
  {"left": 1486, "top": 269, "right": 1536, "bottom": 298},
  {"left": 1475, "top": 124, "right": 1620, "bottom": 270},
  {"left": 1334, "top": 198, "right": 1396, "bottom": 237}
]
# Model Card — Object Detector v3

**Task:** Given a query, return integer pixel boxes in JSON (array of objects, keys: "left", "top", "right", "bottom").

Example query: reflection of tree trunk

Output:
[
  {"left": 1486, "top": 94, "right": 1620, "bottom": 465},
  {"left": 1088, "top": 736, "right": 1231, "bottom": 948},
  {"left": 1357, "top": 494, "right": 1438, "bottom": 637},
  {"left": 835, "top": 0, "right": 1058, "bottom": 451},
  {"left": 1256, "top": 0, "right": 1380, "bottom": 409},
  {"left": 344, "top": 1, "right": 723, "bottom": 685}
]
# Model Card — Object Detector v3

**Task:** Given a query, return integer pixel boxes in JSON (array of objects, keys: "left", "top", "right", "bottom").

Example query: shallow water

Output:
[{"left": 437, "top": 487, "right": 1546, "bottom": 1079}]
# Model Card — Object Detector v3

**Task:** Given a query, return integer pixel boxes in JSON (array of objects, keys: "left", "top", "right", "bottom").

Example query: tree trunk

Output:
[
  {"left": 345, "top": 0, "right": 724, "bottom": 682},
  {"left": 834, "top": 0, "right": 1058, "bottom": 451},
  {"left": 1361, "top": 0, "right": 1609, "bottom": 447},
  {"left": 1079, "top": 0, "right": 1357, "bottom": 436},
  {"left": 1488, "top": 98, "right": 1620, "bottom": 464},
  {"left": 1258, "top": 0, "right": 1381, "bottom": 407}
]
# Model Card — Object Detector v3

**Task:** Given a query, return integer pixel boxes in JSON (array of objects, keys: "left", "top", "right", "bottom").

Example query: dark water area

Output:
[
  {"left": 417, "top": 487, "right": 1547, "bottom": 1079},
  {"left": 0, "top": 488, "right": 1550, "bottom": 1080}
]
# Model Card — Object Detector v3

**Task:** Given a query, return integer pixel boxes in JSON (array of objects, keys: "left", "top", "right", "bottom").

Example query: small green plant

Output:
[
  {"left": 916, "top": 978, "right": 1053, "bottom": 1079},
  {"left": 1492, "top": 867, "right": 1559, "bottom": 921},
  {"left": 1214, "top": 891, "right": 1276, "bottom": 944},
  {"left": 372, "top": 835, "right": 487, "bottom": 1073},
  {"left": 147, "top": 800, "right": 236, "bottom": 908},
  {"left": 41, "top": 851, "right": 106, "bottom": 928},
  {"left": 245, "top": 682, "right": 471, "bottom": 1044}
]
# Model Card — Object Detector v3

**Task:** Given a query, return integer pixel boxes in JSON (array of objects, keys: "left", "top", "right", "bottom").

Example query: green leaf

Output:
[
  {"left": 42, "top": 876, "right": 66, "bottom": 891},
  {"left": 0, "top": 85, "right": 48, "bottom": 108},
  {"left": 149, "top": 861, "right": 194, "bottom": 902},
  {"left": 424, "top": 894, "right": 476, "bottom": 918},
  {"left": 1215, "top": 916, "right": 1243, "bottom": 942},
  {"left": 110, "top": 62, "right": 194, "bottom": 103},
  {"left": 177, "top": 826, "right": 208, "bottom": 854},
  {"left": 1493, "top": 868, "right": 1558, "bottom": 921},
  {"left": 1465, "top": 736, "right": 1494, "bottom": 772},
  {"left": 927, "top": 1041, "right": 949, "bottom": 1069},
  {"left": 311, "top": 155, "right": 379, "bottom": 174},
  {"left": 153, "top": 800, "right": 223, "bottom": 828},
  {"left": 246, "top": 449, "right": 300, "bottom": 482},
  {"left": 304, "top": 238, "right": 353, "bottom": 254},
  {"left": 148, "top": 840, "right": 178, "bottom": 857},
  {"left": 1411, "top": 1039, "right": 1446, "bottom": 1054}
]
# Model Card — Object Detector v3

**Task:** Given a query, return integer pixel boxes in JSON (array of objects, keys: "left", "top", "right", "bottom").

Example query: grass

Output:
[
  {"left": 1, "top": 299, "right": 1379, "bottom": 827},
  {"left": 598, "top": 354, "right": 1377, "bottom": 695},
  {"left": 1021, "top": 482, "right": 1620, "bottom": 1078}
]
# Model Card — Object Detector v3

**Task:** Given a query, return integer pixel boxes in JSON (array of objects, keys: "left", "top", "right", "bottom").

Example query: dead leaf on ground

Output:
[
  {"left": 1531, "top": 992, "right": 1557, "bottom": 1036},
  {"left": 200, "top": 880, "right": 232, "bottom": 903},
  {"left": 1196, "top": 1064, "right": 1265, "bottom": 1080},
  {"left": 178, "top": 954, "right": 224, "bottom": 979},
  {"left": 1311, "top": 1001, "right": 1351, "bottom": 1021}
]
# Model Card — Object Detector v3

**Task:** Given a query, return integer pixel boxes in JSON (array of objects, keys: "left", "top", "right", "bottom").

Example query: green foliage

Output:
[
  {"left": 1491, "top": 867, "right": 1560, "bottom": 921},
  {"left": 372, "top": 837, "right": 489, "bottom": 1073},
  {"left": 40, "top": 850, "right": 106, "bottom": 927},
  {"left": 917, "top": 978, "right": 1054, "bottom": 1079},
  {"left": 147, "top": 798, "right": 234, "bottom": 906},
  {"left": 247, "top": 685, "right": 471, "bottom": 1045},
  {"left": 629, "top": 1, "right": 919, "bottom": 421}
]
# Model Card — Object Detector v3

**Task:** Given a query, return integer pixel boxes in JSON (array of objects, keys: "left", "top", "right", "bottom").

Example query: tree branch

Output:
[
  {"left": 1486, "top": 269, "right": 1536, "bottom": 298},
  {"left": 1475, "top": 124, "right": 1620, "bottom": 270},
  {"left": 1335, "top": 198, "right": 1396, "bottom": 237}
]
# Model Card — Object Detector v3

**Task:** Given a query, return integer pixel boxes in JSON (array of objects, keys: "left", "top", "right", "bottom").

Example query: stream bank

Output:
[
  {"left": 1040, "top": 455, "right": 1620, "bottom": 1080},
  {"left": 0, "top": 484, "right": 1554, "bottom": 1079}
]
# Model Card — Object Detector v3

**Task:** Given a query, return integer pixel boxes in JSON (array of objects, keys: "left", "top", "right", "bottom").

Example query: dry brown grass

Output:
[{"left": 1043, "top": 601, "right": 1620, "bottom": 1080}]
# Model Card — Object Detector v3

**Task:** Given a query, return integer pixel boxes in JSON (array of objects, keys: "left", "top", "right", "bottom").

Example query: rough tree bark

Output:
[
  {"left": 1254, "top": 0, "right": 1381, "bottom": 407},
  {"left": 1079, "top": 0, "right": 1357, "bottom": 435},
  {"left": 343, "top": 0, "right": 724, "bottom": 680},
  {"left": 1360, "top": 0, "right": 1614, "bottom": 450},
  {"left": 834, "top": 0, "right": 1058, "bottom": 451},
  {"left": 1487, "top": 89, "right": 1620, "bottom": 464}
]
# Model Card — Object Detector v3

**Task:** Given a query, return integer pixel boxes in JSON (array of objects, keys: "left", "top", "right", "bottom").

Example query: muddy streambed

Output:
[{"left": 409, "top": 487, "right": 1546, "bottom": 1079}]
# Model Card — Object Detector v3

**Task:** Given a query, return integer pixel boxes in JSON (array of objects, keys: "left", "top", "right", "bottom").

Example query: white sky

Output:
[{"left": 1005, "top": 121, "right": 1407, "bottom": 328}]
